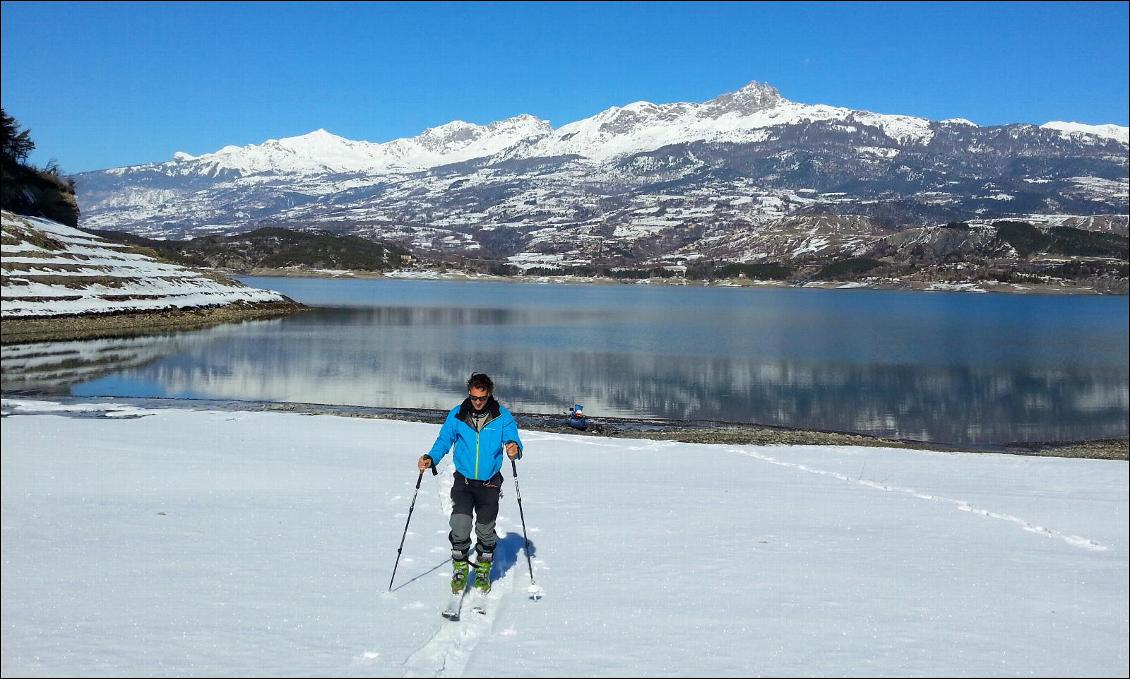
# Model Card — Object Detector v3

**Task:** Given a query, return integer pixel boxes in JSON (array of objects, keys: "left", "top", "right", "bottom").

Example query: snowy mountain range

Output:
[{"left": 75, "top": 82, "right": 1128, "bottom": 269}]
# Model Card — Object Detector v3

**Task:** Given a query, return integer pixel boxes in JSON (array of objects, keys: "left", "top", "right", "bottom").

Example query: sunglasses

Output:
[{"left": 468, "top": 394, "right": 490, "bottom": 402}]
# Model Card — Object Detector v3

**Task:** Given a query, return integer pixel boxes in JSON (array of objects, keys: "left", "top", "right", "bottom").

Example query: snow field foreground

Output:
[{"left": 1, "top": 400, "right": 1127, "bottom": 677}]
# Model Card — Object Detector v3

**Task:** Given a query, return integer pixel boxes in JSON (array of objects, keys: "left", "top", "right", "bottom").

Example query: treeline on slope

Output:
[
  {"left": 993, "top": 221, "right": 1129, "bottom": 259},
  {"left": 91, "top": 227, "right": 411, "bottom": 272},
  {"left": 1, "top": 108, "right": 80, "bottom": 227}
]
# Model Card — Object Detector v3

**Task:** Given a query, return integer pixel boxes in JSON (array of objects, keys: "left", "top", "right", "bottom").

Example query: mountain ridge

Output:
[
  {"left": 104, "top": 81, "right": 1129, "bottom": 176},
  {"left": 73, "top": 80, "right": 1128, "bottom": 287}
]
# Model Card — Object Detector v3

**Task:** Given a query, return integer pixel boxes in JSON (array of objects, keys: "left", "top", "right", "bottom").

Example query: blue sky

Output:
[{"left": 2, "top": 1, "right": 1127, "bottom": 173}]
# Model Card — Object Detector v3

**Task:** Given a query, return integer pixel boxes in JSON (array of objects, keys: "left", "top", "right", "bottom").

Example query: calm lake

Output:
[{"left": 3, "top": 276, "right": 1127, "bottom": 445}]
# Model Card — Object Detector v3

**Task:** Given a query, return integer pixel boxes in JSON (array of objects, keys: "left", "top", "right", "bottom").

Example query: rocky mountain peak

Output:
[
  {"left": 704, "top": 81, "right": 785, "bottom": 115},
  {"left": 487, "top": 113, "right": 553, "bottom": 135},
  {"left": 417, "top": 120, "right": 482, "bottom": 150},
  {"left": 415, "top": 115, "right": 551, "bottom": 154}
]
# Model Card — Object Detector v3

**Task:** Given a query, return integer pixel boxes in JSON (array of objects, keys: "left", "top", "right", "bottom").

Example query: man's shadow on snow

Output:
[
  {"left": 391, "top": 558, "right": 451, "bottom": 592},
  {"left": 490, "top": 532, "right": 536, "bottom": 583},
  {"left": 393, "top": 532, "right": 536, "bottom": 592}
]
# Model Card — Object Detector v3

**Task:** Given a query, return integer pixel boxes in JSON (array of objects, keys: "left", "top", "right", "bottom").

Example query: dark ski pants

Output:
[{"left": 449, "top": 471, "right": 502, "bottom": 562}]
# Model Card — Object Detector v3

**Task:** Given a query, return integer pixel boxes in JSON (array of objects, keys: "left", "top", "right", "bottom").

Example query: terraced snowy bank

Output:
[{"left": 1, "top": 210, "right": 301, "bottom": 342}]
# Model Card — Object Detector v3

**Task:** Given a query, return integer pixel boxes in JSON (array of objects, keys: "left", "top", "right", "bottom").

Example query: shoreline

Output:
[
  {"left": 236, "top": 266, "right": 1128, "bottom": 296},
  {"left": 0, "top": 300, "right": 306, "bottom": 344},
  {"left": 8, "top": 394, "right": 1124, "bottom": 461},
  {"left": 3, "top": 269, "right": 1118, "bottom": 345}
]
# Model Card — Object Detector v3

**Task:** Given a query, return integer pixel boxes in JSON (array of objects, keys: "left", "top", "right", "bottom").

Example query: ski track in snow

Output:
[
  {"left": 401, "top": 586, "right": 504, "bottom": 679},
  {"left": 523, "top": 432, "right": 1109, "bottom": 552},
  {"left": 400, "top": 464, "right": 514, "bottom": 678},
  {"left": 724, "top": 446, "right": 1109, "bottom": 552}
]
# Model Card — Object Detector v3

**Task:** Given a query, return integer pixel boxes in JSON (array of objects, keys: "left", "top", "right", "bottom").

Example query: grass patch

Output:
[
  {"left": 194, "top": 269, "right": 243, "bottom": 285},
  {"left": 1, "top": 224, "right": 67, "bottom": 251},
  {"left": 0, "top": 249, "right": 74, "bottom": 259},
  {"left": 0, "top": 274, "right": 172, "bottom": 289},
  {"left": 1, "top": 300, "right": 305, "bottom": 344},
  {"left": 1, "top": 260, "right": 113, "bottom": 273},
  {"left": 117, "top": 243, "right": 166, "bottom": 260}
]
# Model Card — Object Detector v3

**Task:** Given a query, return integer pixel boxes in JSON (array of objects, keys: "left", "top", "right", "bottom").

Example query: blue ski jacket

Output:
[{"left": 426, "top": 397, "right": 524, "bottom": 481}]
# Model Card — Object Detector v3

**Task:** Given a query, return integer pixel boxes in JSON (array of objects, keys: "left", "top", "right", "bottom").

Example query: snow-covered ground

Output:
[{"left": 1, "top": 399, "right": 1126, "bottom": 677}]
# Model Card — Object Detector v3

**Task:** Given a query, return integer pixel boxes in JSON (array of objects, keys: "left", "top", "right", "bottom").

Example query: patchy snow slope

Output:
[
  {"left": 1, "top": 211, "right": 288, "bottom": 318},
  {"left": 1042, "top": 121, "right": 1130, "bottom": 145}
]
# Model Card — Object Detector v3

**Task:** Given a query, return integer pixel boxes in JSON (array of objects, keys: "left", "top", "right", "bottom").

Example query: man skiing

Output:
[{"left": 418, "top": 372, "right": 523, "bottom": 597}]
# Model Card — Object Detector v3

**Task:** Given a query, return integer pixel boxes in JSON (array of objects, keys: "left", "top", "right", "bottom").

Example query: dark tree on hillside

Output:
[
  {"left": 1, "top": 107, "right": 79, "bottom": 226},
  {"left": 1, "top": 108, "right": 36, "bottom": 164}
]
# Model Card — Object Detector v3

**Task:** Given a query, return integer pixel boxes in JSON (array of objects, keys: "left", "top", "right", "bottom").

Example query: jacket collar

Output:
[{"left": 457, "top": 396, "right": 501, "bottom": 425}]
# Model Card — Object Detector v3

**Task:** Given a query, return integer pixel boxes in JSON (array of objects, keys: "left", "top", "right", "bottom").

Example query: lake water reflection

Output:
[{"left": 3, "top": 277, "right": 1127, "bottom": 445}]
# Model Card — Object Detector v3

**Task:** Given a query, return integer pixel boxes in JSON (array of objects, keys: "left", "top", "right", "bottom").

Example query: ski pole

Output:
[
  {"left": 389, "top": 463, "right": 437, "bottom": 592},
  {"left": 510, "top": 458, "right": 541, "bottom": 598}
]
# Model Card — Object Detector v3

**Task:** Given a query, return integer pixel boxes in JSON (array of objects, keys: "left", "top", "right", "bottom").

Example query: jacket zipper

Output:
[{"left": 464, "top": 414, "right": 498, "bottom": 481}]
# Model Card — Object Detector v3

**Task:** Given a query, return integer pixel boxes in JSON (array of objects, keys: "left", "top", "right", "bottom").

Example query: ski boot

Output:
[
  {"left": 451, "top": 558, "right": 470, "bottom": 595},
  {"left": 473, "top": 558, "right": 492, "bottom": 593}
]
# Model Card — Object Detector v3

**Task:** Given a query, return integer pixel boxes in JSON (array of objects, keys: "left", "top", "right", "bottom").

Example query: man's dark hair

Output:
[{"left": 467, "top": 372, "right": 494, "bottom": 393}]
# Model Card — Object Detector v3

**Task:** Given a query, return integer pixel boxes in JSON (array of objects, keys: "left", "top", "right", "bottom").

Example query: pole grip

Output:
[{"left": 415, "top": 460, "right": 438, "bottom": 488}]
